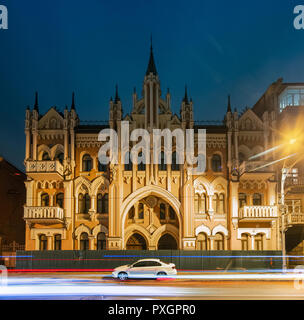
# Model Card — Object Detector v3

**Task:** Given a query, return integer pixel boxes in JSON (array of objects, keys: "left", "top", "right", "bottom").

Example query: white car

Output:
[{"left": 112, "top": 258, "right": 177, "bottom": 280}]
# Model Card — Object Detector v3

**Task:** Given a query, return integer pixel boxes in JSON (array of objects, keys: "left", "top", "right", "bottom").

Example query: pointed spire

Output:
[
  {"left": 34, "top": 91, "right": 39, "bottom": 111},
  {"left": 114, "top": 84, "right": 120, "bottom": 103},
  {"left": 183, "top": 85, "right": 189, "bottom": 104},
  {"left": 227, "top": 94, "right": 232, "bottom": 112},
  {"left": 145, "top": 35, "right": 158, "bottom": 76},
  {"left": 71, "top": 92, "right": 75, "bottom": 110}
]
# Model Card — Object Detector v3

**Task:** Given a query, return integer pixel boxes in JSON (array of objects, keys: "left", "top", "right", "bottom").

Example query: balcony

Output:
[
  {"left": 284, "top": 213, "right": 304, "bottom": 227},
  {"left": 239, "top": 205, "right": 278, "bottom": 221},
  {"left": 24, "top": 206, "right": 65, "bottom": 225},
  {"left": 26, "top": 160, "right": 64, "bottom": 180},
  {"left": 239, "top": 160, "right": 273, "bottom": 177}
]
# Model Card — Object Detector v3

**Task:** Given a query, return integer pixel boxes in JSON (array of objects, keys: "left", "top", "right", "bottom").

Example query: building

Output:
[
  {"left": 0, "top": 156, "right": 26, "bottom": 250},
  {"left": 22, "top": 45, "right": 304, "bottom": 256}
]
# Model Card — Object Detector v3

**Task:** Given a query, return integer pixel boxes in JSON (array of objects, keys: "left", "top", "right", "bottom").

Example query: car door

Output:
[
  {"left": 128, "top": 261, "right": 147, "bottom": 278},
  {"left": 141, "top": 261, "right": 161, "bottom": 277}
]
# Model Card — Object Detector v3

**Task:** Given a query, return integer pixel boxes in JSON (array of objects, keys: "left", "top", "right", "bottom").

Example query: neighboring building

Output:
[
  {"left": 22, "top": 45, "right": 304, "bottom": 255},
  {"left": 0, "top": 156, "right": 26, "bottom": 250}
]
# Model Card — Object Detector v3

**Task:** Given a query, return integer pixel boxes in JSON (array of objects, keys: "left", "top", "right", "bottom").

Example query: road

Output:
[{"left": 1, "top": 272, "right": 304, "bottom": 300}]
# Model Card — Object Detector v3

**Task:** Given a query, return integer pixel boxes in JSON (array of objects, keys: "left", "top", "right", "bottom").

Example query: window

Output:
[
  {"left": 285, "top": 199, "right": 302, "bottom": 214},
  {"left": 98, "top": 161, "right": 107, "bottom": 172},
  {"left": 80, "top": 232, "right": 89, "bottom": 250},
  {"left": 194, "top": 193, "right": 199, "bottom": 213},
  {"left": 82, "top": 154, "right": 93, "bottom": 172},
  {"left": 124, "top": 151, "right": 132, "bottom": 171},
  {"left": 42, "top": 152, "right": 51, "bottom": 161},
  {"left": 171, "top": 151, "right": 180, "bottom": 171},
  {"left": 169, "top": 206, "right": 175, "bottom": 220},
  {"left": 197, "top": 233, "right": 208, "bottom": 250},
  {"left": 144, "top": 261, "right": 162, "bottom": 267},
  {"left": 160, "top": 203, "right": 166, "bottom": 220},
  {"left": 211, "top": 154, "right": 222, "bottom": 172},
  {"left": 283, "top": 168, "right": 299, "bottom": 185},
  {"left": 41, "top": 193, "right": 49, "bottom": 206},
  {"left": 213, "top": 194, "right": 218, "bottom": 213},
  {"left": 239, "top": 193, "right": 247, "bottom": 208},
  {"left": 97, "top": 232, "right": 106, "bottom": 250},
  {"left": 241, "top": 234, "right": 249, "bottom": 251},
  {"left": 255, "top": 234, "right": 263, "bottom": 250},
  {"left": 158, "top": 151, "right": 167, "bottom": 171},
  {"left": 39, "top": 234, "right": 47, "bottom": 251},
  {"left": 253, "top": 193, "right": 262, "bottom": 206},
  {"left": 279, "top": 87, "right": 304, "bottom": 112},
  {"left": 218, "top": 193, "right": 225, "bottom": 214},
  {"left": 97, "top": 193, "right": 108, "bottom": 214},
  {"left": 54, "top": 234, "right": 61, "bottom": 250},
  {"left": 56, "top": 193, "right": 64, "bottom": 208},
  {"left": 132, "top": 261, "right": 147, "bottom": 268},
  {"left": 138, "top": 203, "right": 144, "bottom": 219},
  {"left": 137, "top": 152, "right": 146, "bottom": 171},
  {"left": 128, "top": 206, "right": 135, "bottom": 219},
  {"left": 79, "top": 193, "right": 90, "bottom": 214},
  {"left": 214, "top": 233, "right": 224, "bottom": 250},
  {"left": 55, "top": 152, "right": 64, "bottom": 164}
]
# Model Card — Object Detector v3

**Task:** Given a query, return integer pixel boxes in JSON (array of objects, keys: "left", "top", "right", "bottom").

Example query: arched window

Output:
[
  {"left": 194, "top": 193, "right": 199, "bottom": 213},
  {"left": 56, "top": 193, "right": 64, "bottom": 208},
  {"left": 239, "top": 193, "right": 247, "bottom": 208},
  {"left": 172, "top": 151, "right": 180, "bottom": 171},
  {"left": 200, "top": 194, "right": 207, "bottom": 213},
  {"left": 255, "top": 234, "right": 263, "bottom": 250},
  {"left": 124, "top": 151, "right": 132, "bottom": 171},
  {"left": 160, "top": 203, "right": 166, "bottom": 220},
  {"left": 82, "top": 154, "right": 93, "bottom": 172},
  {"left": 253, "top": 193, "right": 262, "bottom": 206},
  {"left": 42, "top": 152, "right": 51, "bottom": 161},
  {"left": 128, "top": 206, "right": 135, "bottom": 219},
  {"left": 158, "top": 151, "right": 167, "bottom": 171},
  {"left": 213, "top": 194, "right": 219, "bottom": 213},
  {"left": 41, "top": 193, "right": 49, "bottom": 207},
  {"left": 80, "top": 232, "right": 89, "bottom": 251},
  {"left": 97, "top": 232, "right": 106, "bottom": 250},
  {"left": 79, "top": 193, "right": 90, "bottom": 214},
  {"left": 54, "top": 234, "right": 61, "bottom": 250},
  {"left": 241, "top": 234, "right": 249, "bottom": 251},
  {"left": 214, "top": 233, "right": 224, "bottom": 250},
  {"left": 55, "top": 152, "right": 64, "bottom": 164},
  {"left": 169, "top": 206, "right": 175, "bottom": 220},
  {"left": 211, "top": 154, "right": 222, "bottom": 172},
  {"left": 197, "top": 232, "right": 208, "bottom": 250},
  {"left": 101, "top": 193, "right": 108, "bottom": 213},
  {"left": 219, "top": 193, "right": 225, "bottom": 214},
  {"left": 97, "top": 193, "right": 103, "bottom": 213},
  {"left": 138, "top": 203, "right": 144, "bottom": 219},
  {"left": 39, "top": 234, "right": 47, "bottom": 251},
  {"left": 137, "top": 152, "right": 146, "bottom": 171}
]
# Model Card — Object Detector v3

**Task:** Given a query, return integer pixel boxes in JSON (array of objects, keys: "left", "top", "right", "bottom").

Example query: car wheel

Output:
[
  {"left": 157, "top": 272, "right": 167, "bottom": 276},
  {"left": 118, "top": 272, "right": 128, "bottom": 281}
]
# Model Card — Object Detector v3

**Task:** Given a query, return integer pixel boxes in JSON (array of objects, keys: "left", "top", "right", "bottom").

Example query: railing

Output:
[
  {"left": 239, "top": 160, "right": 272, "bottom": 175},
  {"left": 26, "top": 160, "right": 64, "bottom": 176},
  {"left": 284, "top": 213, "right": 304, "bottom": 225},
  {"left": 24, "top": 206, "right": 64, "bottom": 221},
  {"left": 239, "top": 205, "right": 278, "bottom": 219},
  {"left": 285, "top": 177, "right": 304, "bottom": 187}
]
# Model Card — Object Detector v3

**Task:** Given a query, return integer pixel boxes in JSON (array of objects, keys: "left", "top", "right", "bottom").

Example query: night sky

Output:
[{"left": 0, "top": 0, "right": 303, "bottom": 171}]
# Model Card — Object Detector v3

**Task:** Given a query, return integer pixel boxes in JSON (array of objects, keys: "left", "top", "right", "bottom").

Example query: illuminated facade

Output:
[{"left": 23, "top": 49, "right": 304, "bottom": 253}]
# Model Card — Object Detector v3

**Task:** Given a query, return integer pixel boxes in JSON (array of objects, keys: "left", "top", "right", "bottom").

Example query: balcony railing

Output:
[
  {"left": 284, "top": 177, "right": 304, "bottom": 187},
  {"left": 24, "top": 206, "right": 64, "bottom": 223},
  {"left": 284, "top": 213, "right": 304, "bottom": 226},
  {"left": 239, "top": 161, "right": 272, "bottom": 176},
  {"left": 26, "top": 160, "right": 64, "bottom": 177},
  {"left": 239, "top": 205, "right": 278, "bottom": 219}
]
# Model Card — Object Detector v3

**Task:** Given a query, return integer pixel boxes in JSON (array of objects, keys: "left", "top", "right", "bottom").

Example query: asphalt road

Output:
[{"left": 1, "top": 272, "right": 304, "bottom": 300}]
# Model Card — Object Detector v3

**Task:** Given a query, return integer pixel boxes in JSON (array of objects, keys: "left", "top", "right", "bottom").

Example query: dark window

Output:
[
  {"left": 79, "top": 193, "right": 90, "bottom": 213},
  {"left": 82, "top": 154, "right": 93, "bottom": 172},
  {"left": 172, "top": 151, "right": 180, "bottom": 171},
  {"left": 97, "top": 193, "right": 102, "bottom": 213},
  {"left": 145, "top": 261, "right": 162, "bottom": 267},
  {"left": 124, "top": 151, "right": 133, "bottom": 171},
  {"left": 42, "top": 152, "right": 51, "bottom": 161},
  {"left": 39, "top": 234, "right": 47, "bottom": 251},
  {"left": 253, "top": 193, "right": 262, "bottom": 206},
  {"left": 80, "top": 232, "right": 89, "bottom": 250},
  {"left": 54, "top": 234, "right": 61, "bottom": 250},
  {"left": 138, "top": 203, "right": 144, "bottom": 219},
  {"left": 101, "top": 193, "right": 108, "bottom": 213},
  {"left": 56, "top": 193, "right": 64, "bottom": 208},
  {"left": 137, "top": 152, "right": 146, "bottom": 171},
  {"left": 55, "top": 152, "right": 64, "bottom": 164},
  {"left": 128, "top": 206, "right": 135, "bottom": 219},
  {"left": 41, "top": 193, "right": 49, "bottom": 207},
  {"left": 211, "top": 154, "right": 222, "bottom": 172},
  {"left": 97, "top": 232, "right": 106, "bottom": 250},
  {"left": 132, "top": 261, "right": 147, "bottom": 268},
  {"left": 158, "top": 151, "right": 167, "bottom": 171},
  {"left": 98, "top": 161, "right": 107, "bottom": 172},
  {"left": 160, "top": 203, "right": 166, "bottom": 220},
  {"left": 239, "top": 193, "right": 247, "bottom": 208},
  {"left": 169, "top": 206, "right": 175, "bottom": 220}
]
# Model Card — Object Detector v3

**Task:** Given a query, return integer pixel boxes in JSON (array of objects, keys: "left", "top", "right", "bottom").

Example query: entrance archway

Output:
[
  {"left": 126, "top": 233, "right": 147, "bottom": 250},
  {"left": 158, "top": 233, "right": 178, "bottom": 250}
]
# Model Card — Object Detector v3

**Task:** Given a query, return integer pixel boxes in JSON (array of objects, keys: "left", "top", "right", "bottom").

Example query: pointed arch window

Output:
[
  {"left": 137, "top": 152, "right": 146, "bottom": 171},
  {"left": 211, "top": 154, "right": 222, "bottom": 172},
  {"left": 56, "top": 193, "right": 64, "bottom": 208},
  {"left": 159, "top": 151, "right": 167, "bottom": 171},
  {"left": 218, "top": 193, "right": 225, "bottom": 214},
  {"left": 79, "top": 193, "right": 90, "bottom": 214},
  {"left": 97, "top": 232, "right": 106, "bottom": 250},
  {"left": 82, "top": 154, "right": 93, "bottom": 172},
  {"left": 42, "top": 152, "right": 51, "bottom": 161},
  {"left": 41, "top": 193, "right": 49, "bottom": 207},
  {"left": 124, "top": 151, "right": 133, "bottom": 171},
  {"left": 172, "top": 151, "right": 180, "bottom": 171},
  {"left": 80, "top": 232, "right": 89, "bottom": 251},
  {"left": 55, "top": 152, "right": 64, "bottom": 164}
]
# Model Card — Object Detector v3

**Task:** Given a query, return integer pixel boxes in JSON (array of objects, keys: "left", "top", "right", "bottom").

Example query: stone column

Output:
[
  {"left": 250, "top": 235, "right": 255, "bottom": 250},
  {"left": 209, "top": 236, "right": 215, "bottom": 250},
  {"left": 89, "top": 236, "right": 95, "bottom": 250},
  {"left": 47, "top": 236, "right": 53, "bottom": 250}
]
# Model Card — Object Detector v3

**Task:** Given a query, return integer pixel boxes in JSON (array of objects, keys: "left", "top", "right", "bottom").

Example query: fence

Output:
[
  {"left": 1, "top": 242, "right": 25, "bottom": 268},
  {"left": 15, "top": 250, "right": 283, "bottom": 271}
]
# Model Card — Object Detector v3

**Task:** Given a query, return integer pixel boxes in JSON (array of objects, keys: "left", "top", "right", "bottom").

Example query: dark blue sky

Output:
[{"left": 0, "top": 0, "right": 303, "bottom": 170}]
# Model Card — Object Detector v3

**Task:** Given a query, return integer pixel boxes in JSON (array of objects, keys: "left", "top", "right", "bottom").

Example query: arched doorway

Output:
[
  {"left": 158, "top": 233, "right": 177, "bottom": 250},
  {"left": 126, "top": 233, "right": 147, "bottom": 250}
]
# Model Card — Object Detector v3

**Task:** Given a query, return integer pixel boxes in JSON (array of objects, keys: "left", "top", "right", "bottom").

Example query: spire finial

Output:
[
  {"left": 34, "top": 91, "right": 39, "bottom": 111},
  {"left": 183, "top": 85, "right": 189, "bottom": 103},
  {"left": 150, "top": 33, "right": 153, "bottom": 51},
  {"left": 146, "top": 36, "right": 157, "bottom": 76},
  {"left": 114, "top": 84, "right": 120, "bottom": 103},
  {"left": 227, "top": 94, "right": 232, "bottom": 113},
  {"left": 71, "top": 92, "right": 75, "bottom": 110}
]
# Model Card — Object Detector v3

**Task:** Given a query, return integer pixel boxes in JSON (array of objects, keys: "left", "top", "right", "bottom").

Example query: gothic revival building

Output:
[{"left": 23, "top": 45, "right": 304, "bottom": 254}]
